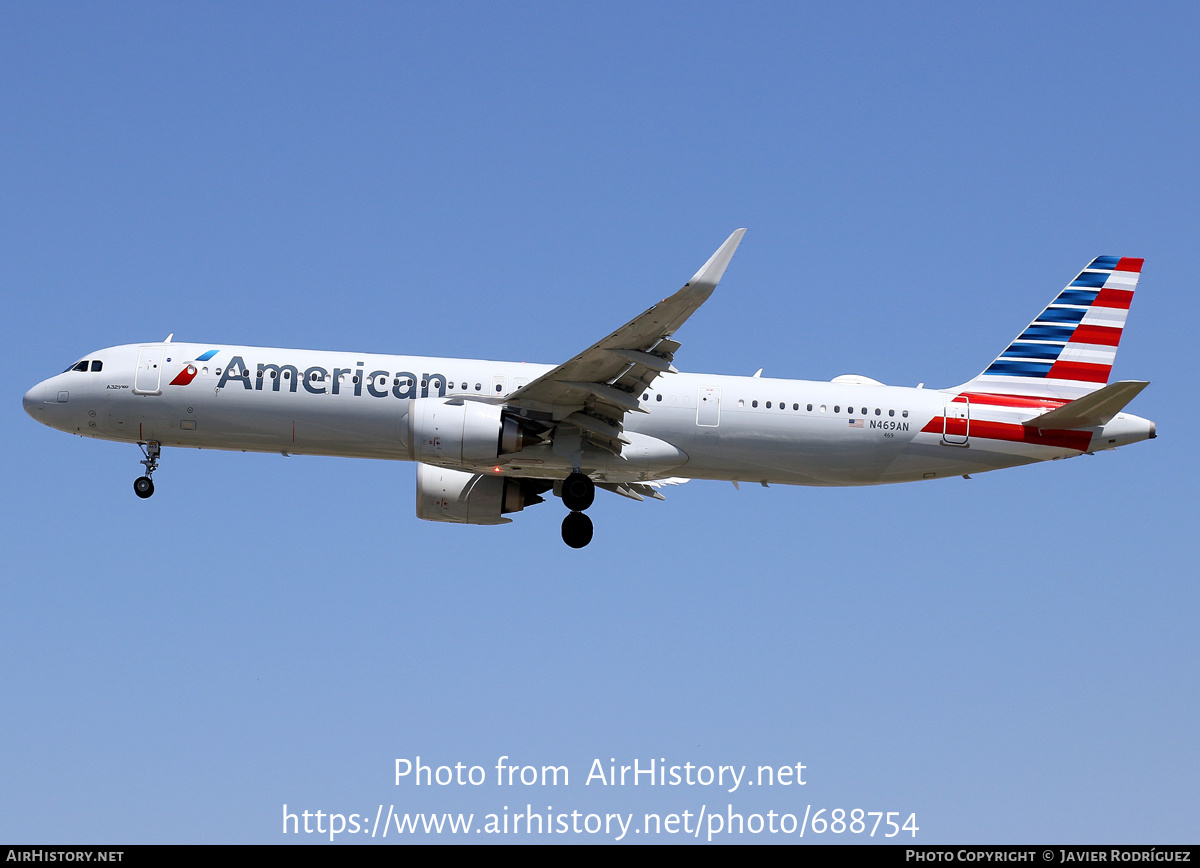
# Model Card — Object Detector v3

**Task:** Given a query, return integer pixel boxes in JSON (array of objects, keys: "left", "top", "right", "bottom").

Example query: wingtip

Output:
[{"left": 689, "top": 228, "right": 747, "bottom": 288}]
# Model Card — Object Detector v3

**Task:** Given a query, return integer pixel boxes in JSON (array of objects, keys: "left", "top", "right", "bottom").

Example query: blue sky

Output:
[{"left": 2, "top": 2, "right": 1196, "bottom": 843}]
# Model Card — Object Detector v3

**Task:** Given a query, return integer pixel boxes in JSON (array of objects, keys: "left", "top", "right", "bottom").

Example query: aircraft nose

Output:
[{"left": 23, "top": 383, "right": 45, "bottom": 419}]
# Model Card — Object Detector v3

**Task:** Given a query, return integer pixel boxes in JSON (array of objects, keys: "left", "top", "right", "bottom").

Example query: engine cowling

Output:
[
  {"left": 415, "top": 463, "right": 548, "bottom": 525},
  {"left": 407, "top": 399, "right": 539, "bottom": 464}
]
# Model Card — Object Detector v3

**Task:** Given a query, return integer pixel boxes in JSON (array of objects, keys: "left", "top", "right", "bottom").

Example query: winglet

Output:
[{"left": 686, "top": 228, "right": 746, "bottom": 292}]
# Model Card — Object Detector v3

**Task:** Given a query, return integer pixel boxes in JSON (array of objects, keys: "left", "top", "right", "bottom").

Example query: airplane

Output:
[{"left": 23, "top": 230, "right": 1156, "bottom": 548}]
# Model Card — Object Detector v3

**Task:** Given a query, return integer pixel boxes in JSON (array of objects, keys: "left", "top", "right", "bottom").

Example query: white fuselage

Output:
[{"left": 23, "top": 341, "right": 1156, "bottom": 488}]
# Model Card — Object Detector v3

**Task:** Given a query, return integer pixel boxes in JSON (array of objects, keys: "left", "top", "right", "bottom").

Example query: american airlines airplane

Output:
[{"left": 23, "top": 230, "right": 1155, "bottom": 547}]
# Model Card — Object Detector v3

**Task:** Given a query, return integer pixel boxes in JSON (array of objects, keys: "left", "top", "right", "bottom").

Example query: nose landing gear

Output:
[
  {"left": 560, "top": 472, "right": 595, "bottom": 548},
  {"left": 134, "top": 441, "right": 160, "bottom": 499}
]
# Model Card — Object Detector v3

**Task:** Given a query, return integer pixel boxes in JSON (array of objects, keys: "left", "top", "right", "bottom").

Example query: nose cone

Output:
[{"left": 23, "top": 383, "right": 44, "bottom": 419}]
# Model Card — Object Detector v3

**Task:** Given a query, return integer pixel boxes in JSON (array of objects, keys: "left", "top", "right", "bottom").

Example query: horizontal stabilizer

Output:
[{"left": 1024, "top": 380, "right": 1149, "bottom": 429}]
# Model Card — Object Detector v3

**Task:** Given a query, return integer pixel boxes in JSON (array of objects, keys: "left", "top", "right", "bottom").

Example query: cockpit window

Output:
[
  {"left": 72, "top": 361, "right": 89, "bottom": 372},
  {"left": 90, "top": 360, "right": 103, "bottom": 372}
]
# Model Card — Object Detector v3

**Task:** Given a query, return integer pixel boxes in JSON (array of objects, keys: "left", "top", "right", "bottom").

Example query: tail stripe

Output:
[
  {"left": 1036, "top": 307, "right": 1089, "bottom": 325},
  {"left": 1001, "top": 344, "right": 1062, "bottom": 360},
  {"left": 987, "top": 360, "right": 1054, "bottom": 376},
  {"left": 1093, "top": 287, "right": 1133, "bottom": 309},
  {"left": 1055, "top": 288, "right": 1101, "bottom": 305},
  {"left": 1079, "top": 306, "right": 1128, "bottom": 329},
  {"left": 1058, "top": 345, "right": 1119, "bottom": 364},
  {"left": 1018, "top": 324, "right": 1077, "bottom": 342},
  {"left": 1071, "top": 324, "right": 1122, "bottom": 346},
  {"left": 1046, "top": 360, "right": 1110, "bottom": 383}
]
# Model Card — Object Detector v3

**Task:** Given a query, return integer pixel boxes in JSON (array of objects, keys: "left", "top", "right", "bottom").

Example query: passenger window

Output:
[
  {"left": 834, "top": 405, "right": 840, "bottom": 413},
  {"left": 875, "top": 408, "right": 881, "bottom": 415},
  {"left": 903, "top": 410, "right": 909, "bottom": 417},
  {"left": 807, "top": 404, "right": 812, "bottom": 411},
  {"left": 765, "top": 401, "right": 771, "bottom": 408},
  {"left": 752, "top": 400, "right": 758, "bottom": 408},
  {"left": 656, "top": 394, "right": 663, "bottom": 402},
  {"left": 889, "top": 409, "right": 895, "bottom": 416}
]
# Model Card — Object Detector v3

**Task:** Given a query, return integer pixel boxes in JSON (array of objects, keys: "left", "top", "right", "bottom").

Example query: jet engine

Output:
[
  {"left": 415, "top": 463, "right": 550, "bottom": 525},
  {"left": 407, "top": 399, "right": 541, "bottom": 464}
]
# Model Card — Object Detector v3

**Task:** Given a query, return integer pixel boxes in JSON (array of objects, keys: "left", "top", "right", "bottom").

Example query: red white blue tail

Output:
[{"left": 957, "top": 256, "right": 1143, "bottom": 400}]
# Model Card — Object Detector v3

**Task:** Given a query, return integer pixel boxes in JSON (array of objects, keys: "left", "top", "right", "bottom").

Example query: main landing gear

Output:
[
  {"left": 560, "top": 472, "right": 595, "bottom": 549},
  {"left": 134, "top": 441, "right": 160, "bottom": 499}
]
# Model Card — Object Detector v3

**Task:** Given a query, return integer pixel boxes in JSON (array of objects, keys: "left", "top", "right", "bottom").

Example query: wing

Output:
[{"left": 507, "top": 229, "right": 746, "bottom": 454}]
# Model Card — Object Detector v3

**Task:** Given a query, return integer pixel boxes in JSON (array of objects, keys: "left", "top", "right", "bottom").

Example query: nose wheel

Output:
[
  {"left": 560, "top": 472, "right": 596, "bottom": 547},
  {"left": 134, "top": 441, "right": 161, "bottom": 499}
]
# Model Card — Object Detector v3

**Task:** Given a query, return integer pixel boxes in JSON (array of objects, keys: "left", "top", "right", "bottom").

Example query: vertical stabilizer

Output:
[{"left": 956, "top": 257, "right": 1142, "bottom": 400}]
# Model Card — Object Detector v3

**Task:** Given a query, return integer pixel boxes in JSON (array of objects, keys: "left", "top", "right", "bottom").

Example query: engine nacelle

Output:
[
  {"left": 408, "top": 399, "right": 539, "bottom": 464},
  {"left": 415, "top": 463, "right": 548, "bottom": 525}
]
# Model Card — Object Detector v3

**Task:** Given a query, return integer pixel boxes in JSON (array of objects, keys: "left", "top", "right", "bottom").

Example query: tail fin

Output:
[{"left": 956, "top": 256, "right": 1143, "bottom": 400}]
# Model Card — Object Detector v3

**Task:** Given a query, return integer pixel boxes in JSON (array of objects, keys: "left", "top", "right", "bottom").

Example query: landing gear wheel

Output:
[
  {"left": 561, "top": 511, "right": 593, "bottom": 548},
  {"left": 562, "top": 472, "right": 595, "bottom": 511},
  {"left": 134, "top": 441, "right": 161, "bottom": 499}
]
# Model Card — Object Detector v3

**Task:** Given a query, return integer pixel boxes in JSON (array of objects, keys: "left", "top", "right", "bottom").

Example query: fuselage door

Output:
[
  {"left": 133, "top": 347, "right": 164, "bottom": 395},
  {"left": 696, "top": 386, "right": 721, "bottom": 427},
  {"left": 943, "top": 396, "right": 970, "bottom": 445}
]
